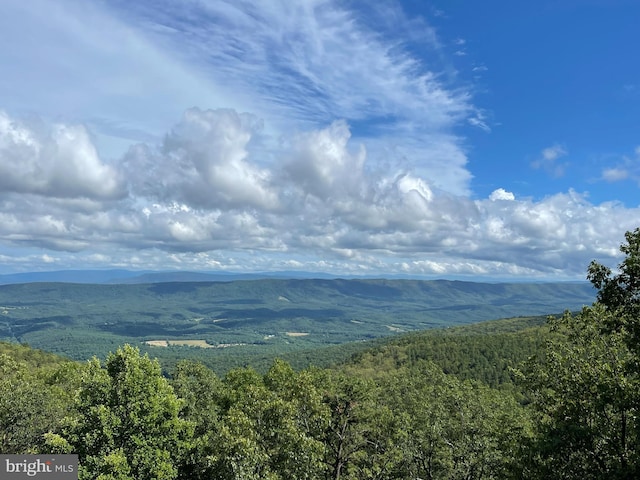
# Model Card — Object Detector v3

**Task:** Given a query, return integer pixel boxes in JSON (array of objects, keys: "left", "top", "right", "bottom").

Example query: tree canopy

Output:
[{"left": 4, "top": 228, "right": 640, "bottom": 479}]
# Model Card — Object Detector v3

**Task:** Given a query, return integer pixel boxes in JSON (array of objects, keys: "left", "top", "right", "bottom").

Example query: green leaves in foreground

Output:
[
  {"left": 517, "top": 228, "right": 640, "bottom": 478},
  {"left": 45, "top": 345, "right": 193, "bottom": 480},
  {"left": 519, "top": 306, "right": 640, "bottom": 479}
]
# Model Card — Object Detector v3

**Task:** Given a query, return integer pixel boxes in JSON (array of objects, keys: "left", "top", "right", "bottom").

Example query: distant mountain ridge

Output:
[
  {"left": 0, "top": 277, "right": 596, "bottom": 368},
  {"left": 0, "top": 269, "right": 340, "bottom": 285},
  {"left": 0, "top": 269, "right": 588, "bottom": 285}
]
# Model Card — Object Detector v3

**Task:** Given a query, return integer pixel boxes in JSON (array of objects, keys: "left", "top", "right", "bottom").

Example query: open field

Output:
[{"left": 145, "top": 339, "right": 213, "bottom": 348}]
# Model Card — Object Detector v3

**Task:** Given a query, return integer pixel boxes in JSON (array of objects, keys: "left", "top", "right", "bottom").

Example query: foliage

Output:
[
  {"left": 343, "top": 317, "right": 548, "bottom": 389},
  {"left": 519, "top": 228, "right": 640, "bottom": 478},
  {"left": 212, "top": 361, "right": 328, "bottom": 480},
  {"left": 44, "top": 345, "right": 192, "bottom": 480},
  {"left": 0, "top": 345, "right": 77, "bottom": 453},
  {"left": 1, "top": 311, "right": 558, "bottom": 479},
  {"left": 519, "top": 307, "right": 640, "bottom": 478},
  {"left": 588, "top": 227, "right": 640, "bottom": 351},
  {"left": 383, "top": 362, "right": 532, "bottom": 479}
]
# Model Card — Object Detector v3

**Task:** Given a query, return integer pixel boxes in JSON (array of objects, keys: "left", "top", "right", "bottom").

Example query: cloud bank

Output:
[{"left": 0, "top": 108, "right": 637, "bottom": 278}]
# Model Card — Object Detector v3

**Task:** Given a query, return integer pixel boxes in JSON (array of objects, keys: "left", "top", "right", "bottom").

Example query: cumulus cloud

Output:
[
  {"left": 2, "top": 0, "right": 639, "bottom": 278},
  {"left": 124, "top": 108, "right": 278, "bottom": 210},
  {"left": 489, "top": 188, "right": 515, "bottom": 201},
  {"left": 284, "top": 120, "right": 366, "bottom": 201},
  {"left": 96, "top": 0, "right": 474, "bottom": 195},
  {"left": 0, "top": 111, "right": 125, "bottom": 200},
  {"left": 1, "top": 109, "right": 639, "bottom": 278}
]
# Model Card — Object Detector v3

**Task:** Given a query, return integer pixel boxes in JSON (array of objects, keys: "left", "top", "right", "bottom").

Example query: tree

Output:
[
  {"left": 521, "top": 229, "right": 640, "bottom": 478},
  {"left": 0, "top": 354, "right": 77, "bottom": 453},
  {"left": 318, "top": 370, "right": 379, "bottom": 480},
  {"left": 202, "top": 361, "right": 327, "bottom": 480},
  {"left": 45, "top": 345, "right": 193, "bottom": 480},
  {"left": 588, "top": 227, "right": 640, "bottom": 351},
  {"left": 383, "top": 361, "right": 530, "bottom": 479},
  {"left": 171, "top": 360, "right": 225, "bottom": 480},
  {"left": 520, "top": 307, "right": 640, "bottom": 478}
]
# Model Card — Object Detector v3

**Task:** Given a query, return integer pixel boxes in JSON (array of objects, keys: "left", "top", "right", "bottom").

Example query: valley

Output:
[{"left": 0, "top": 277, "right": 596, "bottom": 372}]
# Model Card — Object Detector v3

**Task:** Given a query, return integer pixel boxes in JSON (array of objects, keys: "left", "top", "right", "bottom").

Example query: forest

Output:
[
  {"left": 0, "top": 276, "right": 596, "bottom": 374},
  {"left": 3, "top": 228, "right": 640, "bottom": 479}
]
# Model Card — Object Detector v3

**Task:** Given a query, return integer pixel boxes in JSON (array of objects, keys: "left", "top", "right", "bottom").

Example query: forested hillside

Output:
[
  {"left": 3, "top": 229, "right": 640, "bottom": 479},
  {"left": 1, "top": 336, "right": 533, "bottom": 478},
  {"left": 0, "top": 278, "right": 595, "bottom": 371},
  {"left": 342, "top": 315, "right": 549, "bottom": 389}
]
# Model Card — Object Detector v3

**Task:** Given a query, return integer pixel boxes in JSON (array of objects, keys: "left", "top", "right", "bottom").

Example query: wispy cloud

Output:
[
  {"left": 600, "top": 146, "right": 640, "bottom": 184},
  {"left": 0, "top": 0, "right": 478, "bottom": 195},
  {"left": 602, "top": 167, "right": 629, "bottom": 182},
  {"left": 0, "top": 0, "right": 243, "bottom": 146},
  {"left": 531, "top": 144, "right": 569, "bottom": 178},
  {"left": 98, "top": 0, "right": 475, "bottom": 194}
]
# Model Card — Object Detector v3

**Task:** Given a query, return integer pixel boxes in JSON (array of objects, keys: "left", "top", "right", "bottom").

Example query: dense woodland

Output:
[{"left": 3, "top": 229, "right": 640, "bottom": 479}]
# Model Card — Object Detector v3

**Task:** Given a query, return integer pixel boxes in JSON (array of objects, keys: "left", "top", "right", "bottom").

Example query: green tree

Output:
[
  {"left": 317, "top": 369, "right": 412, "bottom": 480},
  {"left": 520, "top": 307, "right": 640, "bottom": 478},
  {"left": 171, "top": 360, "right": 225, "bottom": 480},
  {"left": 46, "top": 345, "right": 193, "bottom": 480},
  {"left": 588, "top": 227, "right": 640, "bottom": 351},
  {"left": 319, "top": 371, "right": 373, "bottom": 480},
  {"left": 204, "top": 361, "right": 327, "bottom": 480},
  {"left": 0, "top": 354, "right": 76, "bottom": 453},
  {"left": 521, "top": 229, "right": 640, "bottom": 478},
  {"left": 384, "top": 361, "right": 530, "bottom": 479}
]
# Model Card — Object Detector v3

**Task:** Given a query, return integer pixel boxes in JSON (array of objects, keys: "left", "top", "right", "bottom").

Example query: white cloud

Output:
[
  {"left": 542, "top": 144, "right": 567, "bottom": 161},
  {"left": 0, "top": 0, "right": 247, "bottom": 149},
  {"left": 94, "top": 0, "right": 474, "bottom": 195},
  {"left": 468, "top": 112, "right": 490, "bottom": 132},
  {"left": 284, "top": 120, "right": 366, "bottom": 201},
  {"left": 0, "top": 111, "right": 125, "bottom": 200},
  {"left": 597, "top": 146, "right": 640, "bottom": 185},
  {"left": 0, "top": 109, "right": 639, "bottom": 278},
  {"left": 602, "top": 167, "right": 629, "bottom": 182},
  {"left": 531, "top": 143, "right": 568, "bottom": 178},
  {"left": 2, "top": 2, "right": 640, "bottom": 279},
  {"left": 489, "top": 188, "right": 515, "bottom": 201},
  {"left": 125, "top": 108, "right": 278, "bottom": 210},
  {"left": 42, "top": 254, "right": 56, "bottom": 263}
]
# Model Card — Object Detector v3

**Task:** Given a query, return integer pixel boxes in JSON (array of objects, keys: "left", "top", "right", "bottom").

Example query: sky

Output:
[{"left": 0, "top": 0, "right": 639, "bottom": 279}]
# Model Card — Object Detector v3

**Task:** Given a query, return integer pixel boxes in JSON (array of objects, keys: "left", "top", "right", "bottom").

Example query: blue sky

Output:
[{"left": 0, "top": 0, "right": 638, "bottom": 279}]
